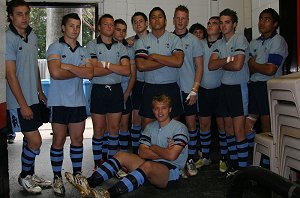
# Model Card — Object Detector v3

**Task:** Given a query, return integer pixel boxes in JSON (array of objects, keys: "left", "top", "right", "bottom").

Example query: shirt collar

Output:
[
  {"left": 172, "top": 29, "right": 189, "bottom": 38},
  {"left": 59, "top": 36, "right": 81, "bottom": 52},
  {"left": 9, "top": 23, "right": 32, "bottom": 40},
  {"left": 257, "top": 31, "right": 277, "bottom": 41},
  {"left": 96, "top": 36, "right": 118, "bottom": 44}
]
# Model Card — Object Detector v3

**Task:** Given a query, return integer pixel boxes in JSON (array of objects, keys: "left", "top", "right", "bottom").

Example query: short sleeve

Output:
[
  {"left": 46, "top": 42, "right": 61, "bottom": 61},
  {"left": 233, "top": 35, "right": 248, "bottom": 56},
  {"left": 140, "top": 124, "right": 152, "bottom": 147}
]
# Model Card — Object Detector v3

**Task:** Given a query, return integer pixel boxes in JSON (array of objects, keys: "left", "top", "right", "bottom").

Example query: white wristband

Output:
[
  {"left": 231, "top": 56, "right": 234, "bottom": 62},
  {"left": 226, "top": 56, "right": 231, "bottom": 63},
  {"left": 107, "top": 62, "right": 110, "bottom": 69},
  {"left": 100, "top": 61, "right": 106, "bottom": 68}
]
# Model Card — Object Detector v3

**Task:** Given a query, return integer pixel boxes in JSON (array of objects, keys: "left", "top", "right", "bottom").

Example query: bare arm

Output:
[
  {"left": 6, "top": 60, "right": 33, "bottom": 120},
  {"left": 248, "top": 56, "right": 277, "bottom": 75},
  {"left": 149, "top": 144, "right": 184, "bottom": 161},
  {"left": 37, "top": 67, "right": 47, "bottom": 103},
  {"left": 124, "top": 60, "right": 137, "bottom": 101},
  {"left": 107, "top": 57, "right": 131, "bottom": 76},
  {"left": 148, "top": 51, "right": 184, "bottom": 68},
  {"left": 92, "top": 59, "right": 112, "bottom": 77},
  {"left": 135, "top": 57, "right": 164, "bottom": 71},
  {"left": 138, "top": 144, "right": 161, "bottom": 160},
  {"left": 187, "top": 56, "right": 203, "bottom": 105},
  {"left": 61, "top": 58, "right": 94, "bottom": 79},
  {"left": 208, "top": 53, "right": 244, "bottom": 71},
  {"left": 222, "top": 54, "right": 245, "bottom": 71},
  {"left": 47, "top": 54, "right": 77, "bottom": 80}
]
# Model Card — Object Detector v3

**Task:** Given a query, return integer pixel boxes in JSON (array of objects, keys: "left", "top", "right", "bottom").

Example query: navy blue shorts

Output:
[
  {"left": 7, "top": 104, "right": 42, "bottom": 133},
  {"left": 198, "top": 86, "right": 220, "bottom": 117},
  {"left": 122, "top": 95, "right": 132, "bottom": 115},
  {"left": 218, "top": 84, "right": 248, "bottom": 117},
  {"left": 248, "top": 81, "right": 269, "bottom": 116},
  {"left": 50, "top": 106, "right": 87, "bottom": 124},
  {"left": 131, "top": 80, "right": 144, "bottom": 110},
  {"left": 181, "top": 91, "right": 198, "bottom": 116},
  {"left": 90, "top": 83, "right": 124, "bottom": 114},
  {"left": 139, "top": 83, "right": 183, "bottom": 119}
]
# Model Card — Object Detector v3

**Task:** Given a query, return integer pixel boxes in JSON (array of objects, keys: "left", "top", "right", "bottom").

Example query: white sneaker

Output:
[
  {"left": 52, "top": 176, "right": 65, "bottom": 197},
  {"left": 186, "top": 159, "right": 198, "bottom": 176},
  {"left": 195, "top": 158, "right": 211, "bottom": 169},
  {"left": 65, "top": 172, "right": 91, "bottom": 197},
  {"left": 18, "top": 174, "right": 42, "bottom": 194},
  {"left": 116, "top": 169, "right": 128, "bottom": 179},
  {"left": 181, "top": 168, "right": 189, "bottom": 179},
  {"left": 31, "top": 174, "right": 52, "bottom": 188},
  {"left": 219, "top": 160, "right": 228, "bottom": 173}
]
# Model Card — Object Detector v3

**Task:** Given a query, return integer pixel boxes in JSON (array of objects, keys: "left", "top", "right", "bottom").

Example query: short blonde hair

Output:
[{"left": 152, "top": 94, "right": 172, "bottom": 108}]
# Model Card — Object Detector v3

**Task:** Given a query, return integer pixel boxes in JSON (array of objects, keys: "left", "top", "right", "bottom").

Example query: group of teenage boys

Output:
[{"left": 6, "top": 0, "right": 288, "bottom": 197}]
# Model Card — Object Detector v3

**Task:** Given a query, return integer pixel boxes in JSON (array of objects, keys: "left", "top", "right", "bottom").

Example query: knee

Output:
[{"left": 139, "top": 161, "right": 153, "bottom": 174}]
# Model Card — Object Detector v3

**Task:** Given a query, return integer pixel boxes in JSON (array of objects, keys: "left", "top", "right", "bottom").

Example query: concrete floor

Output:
[{"left": 8, "top": 118, "right": 271, "bottom": 198}]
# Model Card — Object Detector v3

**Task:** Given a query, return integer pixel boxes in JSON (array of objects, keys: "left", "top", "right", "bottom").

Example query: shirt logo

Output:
[
  {"left": 62, "top": 55, "right": 66, "bottom": 58},
  {"left": 166, "top": 43, "right": 170, "bottom": 48}
]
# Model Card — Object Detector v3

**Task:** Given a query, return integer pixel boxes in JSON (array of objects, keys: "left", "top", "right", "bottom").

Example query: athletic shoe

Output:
[
  {"left": 195, "top": 158, "right": 211, "bottom": 169},
  {"left": 186, "top": 159, "right": 198, "bottom": 176},
  {"left": 65, "top": 172, "right": 91, "bottom": 197},
  {"left": 52, "top": 176, "right": 65, "bottom": 197},
  {"left": 181, "top": 167, "right": 189, "bottom": 179},
  {"left": 116, "top": 169, "right": 128, "bottom": 179},
  {"left": 31, "top": 174, "right": 52, "bottom": 188},
  {"left": 18, "top": 174, "right": 42, "bottom": 194},
  {"left": 219, "top": 160, "right": 228, "bottom": 173},
  {"left": 90, "top": 188, "right": 110, "bottom": 198}
]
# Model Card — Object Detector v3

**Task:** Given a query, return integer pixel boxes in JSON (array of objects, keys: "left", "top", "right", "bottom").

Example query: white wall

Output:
[
  {"left": 0, "top": 0, "right": 5, "bottom": 104},
  {"left": 252, "top": 0, "right": 279, "bottom": 39}
]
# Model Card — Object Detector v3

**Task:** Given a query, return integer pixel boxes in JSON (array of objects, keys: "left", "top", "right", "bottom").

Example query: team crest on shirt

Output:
[
  {"left": 62, "top": 55, "right": 66, "bottom": 58},
  {"left": 146, "top": 46, "right": 151, "bottom": 49},
  {"left": 165, "top": 43, "right": 170, "bottom": 48},
  {"left": 185, "top": 44, "right": 189, "bottom": 49},
  {"left": 80, "top": 55, "right": 85, "bottom": 61}
]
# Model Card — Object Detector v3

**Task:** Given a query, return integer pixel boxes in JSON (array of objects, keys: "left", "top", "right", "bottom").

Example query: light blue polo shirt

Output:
[
  {"left": 212, "top": 34, "right": 249, "bottom": 85},
  {"left": 140, "top": 119, "right": 189, "bottom": 170},
  {"left": 176, "top": 31, "right": 204, "bottom": 93},
  {"left": 6, "top": 24, "right": 39, "bottom": 109},
  {"left": 87, "top": 36, "right": 129, "bottom": 85},
  {"left": 135, "top": 31, "right": 184, "bottom": 84},
  {"left": 121, "top": 40, "right": 135, "bottom": 93},
  {"left": 46, "top": 37, "right": 89, "bottom": 107},
  {"left": 200, "top": 39, "right": 223, "bottom": 89},
  {"left": 249, "top": 32, "right": 288, "bottom": 82}
]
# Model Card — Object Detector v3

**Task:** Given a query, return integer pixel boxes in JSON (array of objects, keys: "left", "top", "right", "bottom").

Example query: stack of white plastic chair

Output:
[{"left": 265, "top": 72, "right": 300, "bottom": 180}]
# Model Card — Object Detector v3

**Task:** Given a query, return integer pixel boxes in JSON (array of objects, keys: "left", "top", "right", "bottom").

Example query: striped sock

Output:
[
  {"left": 200, "top": 130, "right": 211, "bottom": 159},
  {"left": 21, "top": 146, "right": 40, "bottom": 178},
  {"left": 236, "top": 139, "right": 249, "bottom": 168},
  {"left": 226, "top": 135, "right": 238, "bottom": 169},
  {"left": 70, "top": 144, "right": 83, "bottom": 174},
  {"left": 119, "top": 131, "right": 130, "bottom": 152},
  {"left": 109, "top": 168, "right": 146, "bottom": 196},
  {"left": 22, "top": 138, "right": 35, "bottom": 175},
  {"left": 108, "top": 134, "right": 119, "bottom": 158},
  {"left": 50, "top": 146, "right": 64, "bottom": 178},
  {"left": 246, "top": 130, "right": 256, "bottom": 148},
  {"left": 131, "top": 125, "right": 141, "bottom": 154},
  {"left": 102, "top": 131, "right": 108, "bottom": 161},
  {"left": 92, "top": 136, "right": 103, "bottom": 167},
  {"left": 87, "top": 157, "right": 121, "bottom": 188},
  {"left": 188, "top": 130, "right": 198, "bottom": 159},
  {"left": 260, "top": 154, "right": 270, "bottom": 169},
  {"left": 218, "top": 131, "right": 228, "bottom": 160}
]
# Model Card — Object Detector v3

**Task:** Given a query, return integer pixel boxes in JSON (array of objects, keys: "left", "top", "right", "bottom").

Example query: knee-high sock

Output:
[
  {"left": 188, "top": 129, "right": 198, "bottom": 159},
  {"left": 131, "top": 125, "right": 141, "bottom": 154},
  {"left": 246, "top": 130, "right": 256, "bottom": 148},
  {"left": 50, "top": 146, "right": 64, "bottom": 178},
  {"left": 236, "top": 139, "right": 249, "bottom": 168},
  {"left": 108, "top": 134, "right": 119, "bottom": 158},
  {"left": 21, "top": 145, "right": 40, "bottom": 178},
  {"left": 108, "top": 168, "right": 146, "bottom": 197},
  {"left": 102, "top": 131, "right": 109, "bottom": 161},
  {"left": 22, "top": 138, "right": 36, "bottom": 175},
  {"left": 226, "top": 135, "right": 238, "bottom": 169},
  {"left": 119, "top": 131, "right": 130, "bottom": 152},
  {"left": 218, "top": 131, "right": 228, "bottom": 160},
  {"left": 92, "top": 136, "right": 103, "bottom": 167},
  {"left": 200, "top": 130, "right": 211, "bottom": 159},
  {"left": 87, "top": 157, "right": 121, "bottom": 188},
  {"left": 70, "top": 144, "right": 83, "bottom": 174}
]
